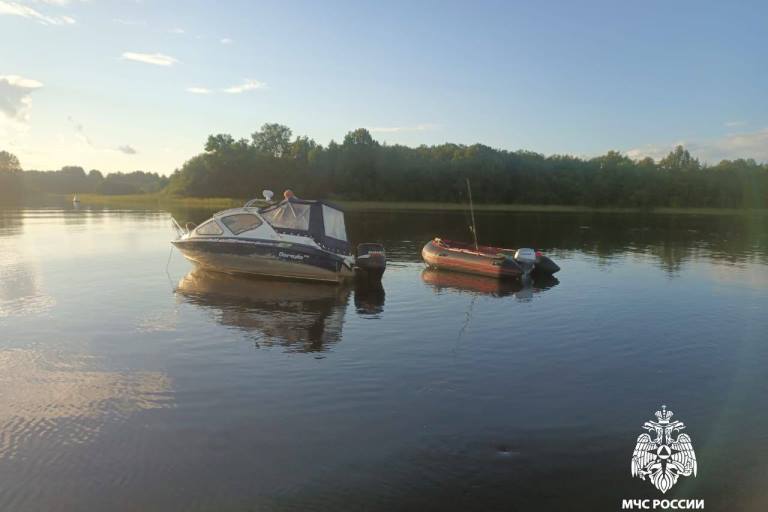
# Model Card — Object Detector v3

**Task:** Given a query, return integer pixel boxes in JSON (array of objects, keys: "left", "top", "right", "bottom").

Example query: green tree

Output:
[
  {"left": 251, "top": 123, "right": 292, "bottom": 158},
  {"left": 60, "top": 165, "right": 86, "bottom": 177},
  {"left": 0, "top": 150, "right": 23, "bottom": 204},
  {"left": 0, "top": 150, "right": 21, "bottom": 172},
  {"left": 659, "top": 145, "right": 700, "bottom": 172},
  {"left": 338, "top": 129, "right": 380, "bottom": 199},
  {"left": 288, "top": 136, "right": 318, "bottom": 163},
  {"left": 343, "top": 128, "right": 376, "bottom": 146},
  {"left": 205, "top": 134, "right": 235, "bottom": 153},
  {"left": 164, "top": 124, "right": 768, "bottom": 209},
  {"left": 87, "top": 169, "right": 105, "bottom": 193}
]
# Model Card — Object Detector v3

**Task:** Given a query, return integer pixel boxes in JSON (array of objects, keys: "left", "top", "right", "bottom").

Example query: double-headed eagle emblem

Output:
[{"left": 631, "top": 405, "right": 697, "bottom": 493}]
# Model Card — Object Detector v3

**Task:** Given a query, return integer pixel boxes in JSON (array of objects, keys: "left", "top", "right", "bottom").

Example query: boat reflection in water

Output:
[
  {"left": 175, "top": 270, "right": 385, "bottom": 352},
  {"left": 353, "top": 279, "right": 385, "bottom": 316},
  {"left": 421, "top": 268, "right": 559, "bottom": 300}
]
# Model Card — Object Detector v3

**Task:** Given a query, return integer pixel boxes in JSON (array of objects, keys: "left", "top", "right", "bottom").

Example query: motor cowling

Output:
[
  {"left": 514, "top": 248, "right": 536, "bottom": 264},
  {"left": 513, "top": 248, "right": 537, "bottom": 275}
]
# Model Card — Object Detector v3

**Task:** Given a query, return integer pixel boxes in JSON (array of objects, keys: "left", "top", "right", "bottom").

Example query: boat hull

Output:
[
  {"left": 173, "top": 238, "right": 353, "bottom": 283},
  {"left": 533, "top": 254, "right": 560, "bottom": 275}
]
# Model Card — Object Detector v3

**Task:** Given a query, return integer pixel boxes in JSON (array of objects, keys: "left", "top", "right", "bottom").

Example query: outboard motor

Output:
[
  {"left": 513, "top": 248, "right": 537, "bottom": 276},
  {"left": 355, "top": 243, "right": 386, "bottom": 282}
]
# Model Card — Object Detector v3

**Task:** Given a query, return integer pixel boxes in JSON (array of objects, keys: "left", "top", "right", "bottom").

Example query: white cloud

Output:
[
  {"left": 220, "top": 37, "right": 233, "bottom": 44},
  {"left": 169, "top": 27, "right": 185, "bottom": 34},
  {"left": 627, "top": 128, "right": 768, "bottom": 164},
  {"left": 626, "top": 143, "right": 681, "bottom": 162},
  {"left": 222, "top": 79, "right": 266, "bottom": 94},
  {"left": 0, "top": 75, "right": 43, "bottom": 121},
  {"left": 113, "top": 18, "right": 146, "bottom": 26},
  {"left": 0, "top": 1, "right": 76, "bottom": 25},
  {"left": 369, "top": 123, "right": 440, "bottom": 133},
  {"left": 705, "top": 128, "right": 768, "bottom": 162},
  {"left": 187, "top": 81, "right": 267, "bottom": 95},
  {"left": 0, "top": 75, "right": 42, "bottom": 90},
  {"left": 116, "top": 145, "right": 137, "bottom": 155},
  {"left": 37, "top": 0, "right": 83, "bottom": 5},
  {"left": 121, "top": 52, "right": 178, "bottom": 66},
  {"left": 0, "top": 116, "right": 30, "bottom": 142},
  {"left": 67, "top": 116, "right": 139, "bottom": 156},
  {"left": 724, "top": 120, "right": 746, "bottom": 128}
]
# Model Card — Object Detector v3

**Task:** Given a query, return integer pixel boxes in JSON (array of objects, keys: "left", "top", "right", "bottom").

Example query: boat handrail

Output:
[
  {"left": 244, "top": 198, "right": 273, "bottom": 209},
  {"left": 170, "top": 216, "right": 186, "bottom": 239}
]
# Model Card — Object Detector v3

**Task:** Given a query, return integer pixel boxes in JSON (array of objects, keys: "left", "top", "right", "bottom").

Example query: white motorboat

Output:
[{"left": 171, "top": 191, "right": 386, "bottom": 283}]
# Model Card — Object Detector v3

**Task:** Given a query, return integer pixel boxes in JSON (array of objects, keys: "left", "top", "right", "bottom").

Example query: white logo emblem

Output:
[{"left": 631, "top": 405, "right": 697, "bottom": 493}]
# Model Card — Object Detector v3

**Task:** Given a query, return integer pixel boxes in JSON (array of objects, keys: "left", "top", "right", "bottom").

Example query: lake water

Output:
[{"left": 1, "top": 206, "right": 767, "bottom": 511}]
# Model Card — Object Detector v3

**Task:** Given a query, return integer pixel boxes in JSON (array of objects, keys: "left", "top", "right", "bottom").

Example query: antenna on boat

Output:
[{"left": 466, "top": 178, "right": 479, "bottom": 251}]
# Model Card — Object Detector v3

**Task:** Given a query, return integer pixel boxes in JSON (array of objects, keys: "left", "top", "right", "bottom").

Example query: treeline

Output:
[
  {"left": 166, "top": 124, "right": 767, "bottom": 209},
  {"left": 23, "top": 167, "right": 168, "bottom": 195},
  {"left": 3, "top": 125, "right": 768, "bottom": 209},
  {"left": 0, "top": 150, "right": 167, "bottom": 204}
]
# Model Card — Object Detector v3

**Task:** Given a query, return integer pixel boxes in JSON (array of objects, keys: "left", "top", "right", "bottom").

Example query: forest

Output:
[
  {"left": 0, "top": 150, "right": 167, "bottom": 203},
  {"left": 2, "top": 123, "right": 767, "bottom": 209}
]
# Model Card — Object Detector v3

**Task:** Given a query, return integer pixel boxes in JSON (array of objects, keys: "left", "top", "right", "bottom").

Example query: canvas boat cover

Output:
[{"left": 260, "top": 197, "right": 350, "bottom": 254}]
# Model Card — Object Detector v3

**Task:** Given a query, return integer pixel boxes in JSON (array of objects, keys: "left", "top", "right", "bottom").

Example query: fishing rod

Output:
[{"left": 466, "top": 178, "right": 479, "bottom": 251}]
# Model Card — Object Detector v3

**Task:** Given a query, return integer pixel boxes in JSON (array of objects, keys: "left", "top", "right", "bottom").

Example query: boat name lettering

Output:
[{"left": 279, "top": 251, "right": 307, "bottom": 261}]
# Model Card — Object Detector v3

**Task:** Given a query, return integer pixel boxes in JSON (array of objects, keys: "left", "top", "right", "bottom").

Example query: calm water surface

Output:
[{"left": 1, "top": 206, "right": 767, "bottom": 511}]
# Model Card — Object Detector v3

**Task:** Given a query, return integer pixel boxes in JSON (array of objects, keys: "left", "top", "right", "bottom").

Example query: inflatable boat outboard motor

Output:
[
  {"left": 512, "top": 248, "right": 561, "bottom": 276},
  {"left": 513, "top": 248, "right": 537, "bottom": 275}
]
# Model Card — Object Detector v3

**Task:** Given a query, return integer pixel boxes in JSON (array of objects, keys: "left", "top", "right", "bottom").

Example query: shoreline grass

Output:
[
  {"left": 71, "top": 194, "right": 767, "bottom": 216},
  {"left": 75, "top": 193, "right": 241, "bottom": 209},
  {"left": 335, "top": 201, "right": 768, "bottom": 215}
]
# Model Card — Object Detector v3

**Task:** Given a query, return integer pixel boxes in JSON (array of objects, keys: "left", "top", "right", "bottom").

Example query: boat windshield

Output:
[
  {"left": 221, "top": 213, "right": 263, "bottom": 235},
  {"left": 261, "top": 202, "right": 311, "bottom": 230},
  {"left": 195, "top": 219, "right": 224, "bottom": 236}
]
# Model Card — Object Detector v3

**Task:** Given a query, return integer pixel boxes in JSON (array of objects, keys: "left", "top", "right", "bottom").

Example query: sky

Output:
[{"left": 1, "top": 0, "right": 767, "bottom": 174}]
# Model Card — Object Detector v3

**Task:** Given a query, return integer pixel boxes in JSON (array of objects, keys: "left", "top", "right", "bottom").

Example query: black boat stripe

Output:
[{"left": 173, "top": 238, "right": 347, "bottom": 273}]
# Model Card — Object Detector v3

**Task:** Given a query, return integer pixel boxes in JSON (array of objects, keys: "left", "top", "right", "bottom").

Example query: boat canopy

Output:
[{"left": 260, "top": 197, "right": 350, "bottom": 254}]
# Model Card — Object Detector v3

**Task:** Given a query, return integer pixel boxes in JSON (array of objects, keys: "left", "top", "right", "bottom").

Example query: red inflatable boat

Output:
[{"left": 421, "top": 238, "right": 560, "bottom": 279}]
